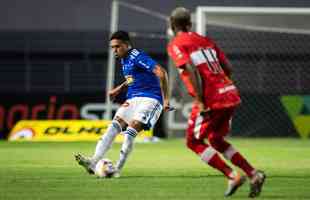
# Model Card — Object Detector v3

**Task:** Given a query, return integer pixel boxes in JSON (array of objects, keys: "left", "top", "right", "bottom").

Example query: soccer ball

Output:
[{"left": 95, "top": 158, "right": 115, "bottom": 178}]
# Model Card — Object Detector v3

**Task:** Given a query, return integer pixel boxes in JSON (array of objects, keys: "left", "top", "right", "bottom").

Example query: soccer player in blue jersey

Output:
[{"left": 75, "top": 31, "right": 170, "bottom": 177}]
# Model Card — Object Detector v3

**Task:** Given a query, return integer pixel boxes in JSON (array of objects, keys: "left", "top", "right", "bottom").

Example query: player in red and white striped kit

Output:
[{"left": 167, "top": 7, "right": 266, "bottom": 198}]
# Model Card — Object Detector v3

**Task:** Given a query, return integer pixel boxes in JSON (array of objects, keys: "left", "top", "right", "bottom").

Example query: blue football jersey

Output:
[{"left": 120, "top": 48, "right": 163, "bottom": 104}]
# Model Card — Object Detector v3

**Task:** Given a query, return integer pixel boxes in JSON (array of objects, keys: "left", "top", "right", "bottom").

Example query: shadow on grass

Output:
[{"left": 120, "top": 174, "right": 310, "bottom": 179}]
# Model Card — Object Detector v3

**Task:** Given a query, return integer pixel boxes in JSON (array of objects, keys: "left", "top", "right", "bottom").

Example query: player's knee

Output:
[
  {"left": 111, "top": 120, "right": 123, "bottom": 132},
  {"left": 186, "top": 137, "right": 210, "bottom": 155},
  {"left": 186, "top": 139, "right": 193, "bottom": 150},
  {"left": 114, "top": 116, "right": 128, "bottom": 130},
  {"left": 129, "top": 120, "right": 144, "bottom": 132},
  {"left": 208, "top": 133, "right": 221, "bottom": 150},
  {"left": 208, "top": 133, "right": 228, "bottom": 153},
  {"left": 186, "top": 137, "right": 199, "bottom": 152}
]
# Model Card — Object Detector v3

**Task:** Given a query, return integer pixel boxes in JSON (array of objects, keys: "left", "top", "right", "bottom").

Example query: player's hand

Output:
[
  {"left": 108, "top": 88, "right": 120, "bottom": 100},
  {"left": 196, "top": 100, "right": 210, "bottom": 116},
  {"left": 108, "top": 81, "right": 127, "bottom": 100},
  {"left": 163, "top": 100, "right": 174, "bottom": 112},
  {"left": 200, "top": 107, "right": 211, "bottom": 117}
]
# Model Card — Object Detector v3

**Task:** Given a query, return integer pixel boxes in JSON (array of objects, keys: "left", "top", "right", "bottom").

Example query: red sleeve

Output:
[{"left": 167, "top": 42, "right": 190, "bottom": 68}]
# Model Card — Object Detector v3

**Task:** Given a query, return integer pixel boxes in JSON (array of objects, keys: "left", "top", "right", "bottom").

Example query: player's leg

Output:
[
  {"left": 207, "top": 107, "right": 265, "bottom": 197},
  {"left": 74, "top": 102, "right": 129, "bottom": 174},
  {"left": 114, "top": 97, "right": 163, "bottom": 176},
  {"left": 187, "top": 122, "right": 245, "bottom": 197},
  {"left": 91, "top": 116, "right": 127, "bottom": 164},
  {"left": 186, "top": 104, "right": 237, "bottom": 181},
  {"left": 190, "top": 106, "right": 245, "bottom": 197},
  {"left": 208, "top": 133, "right": 256, "bottom": 178},
  {"left": 207, "top": 108, "right": 255, "bottom": 177},
  {"left": 205, "top": 130, "right": 246, "bottom": 197},
  {"left": 224, "top": 145, "right": 266, "bottom": 198},
  {"left": 114, "top": 120, "right": 143, "bottom": 174}
]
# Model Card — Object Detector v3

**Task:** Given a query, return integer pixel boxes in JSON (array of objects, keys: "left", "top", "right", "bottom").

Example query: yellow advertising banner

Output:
[{"left": 8, "top": 120, "right": 153, "bottom": 142}]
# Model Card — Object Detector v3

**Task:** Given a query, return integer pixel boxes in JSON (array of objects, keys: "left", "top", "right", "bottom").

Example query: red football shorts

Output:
[{"left": 186, "top": 103, "right": 236, "bottom": 141}]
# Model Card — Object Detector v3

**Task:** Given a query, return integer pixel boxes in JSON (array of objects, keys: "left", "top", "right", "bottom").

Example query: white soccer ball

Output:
[{"left": 95, "top": 158, "right": 115, "bottom": 178}]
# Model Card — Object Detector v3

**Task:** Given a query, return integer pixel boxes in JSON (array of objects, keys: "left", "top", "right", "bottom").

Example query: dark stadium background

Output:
[{"left": 1, "top": 0, "right": 309, "bottom": 139}]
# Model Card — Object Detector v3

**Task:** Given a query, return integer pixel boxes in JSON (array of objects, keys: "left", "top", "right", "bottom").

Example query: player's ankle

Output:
[
  {"left": 249, "top": 169, "right": 257, "bottom": 179},
  {"left": 228, "top": 170, "right": 239, "bottom": 180}
]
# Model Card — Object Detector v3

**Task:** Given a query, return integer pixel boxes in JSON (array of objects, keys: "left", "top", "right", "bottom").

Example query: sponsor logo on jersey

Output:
[{"left": 125, "top": 75, "right": 134, "bottom": 85}]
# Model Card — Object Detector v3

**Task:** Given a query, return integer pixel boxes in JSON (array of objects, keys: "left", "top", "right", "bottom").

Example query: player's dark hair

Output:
[
  {"left": 170, "top": 7, "right": 191, "bottom": 31},
  {"left": 110, "top": 30, "right": 131, "bottom": 44}
]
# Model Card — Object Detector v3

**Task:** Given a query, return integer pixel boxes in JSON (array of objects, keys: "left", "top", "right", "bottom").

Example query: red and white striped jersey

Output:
[{"left": 167, "top": 31, "right": 241, "bottom": 109}]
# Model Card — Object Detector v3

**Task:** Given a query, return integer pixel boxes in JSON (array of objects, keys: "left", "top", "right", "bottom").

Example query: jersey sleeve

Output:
[
  {"left": 167, "top": 43, "right": 190, "bottom": 68},
  {"left": 134, "top": 52, "right": 157, "bottom": 73}
]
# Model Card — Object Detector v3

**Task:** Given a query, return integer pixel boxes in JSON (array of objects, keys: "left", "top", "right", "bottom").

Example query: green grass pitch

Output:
[{"left": 1, "top": 138, "right": 310, "bottom": 200}]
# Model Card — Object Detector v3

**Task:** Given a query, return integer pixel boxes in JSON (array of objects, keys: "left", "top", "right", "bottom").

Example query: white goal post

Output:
[{"left": 196, "top": 6, "right": 310, "bottom": 36}]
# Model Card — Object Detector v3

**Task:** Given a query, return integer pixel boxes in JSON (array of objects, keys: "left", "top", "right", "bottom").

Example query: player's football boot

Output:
[
  {"left": 74, "top": 153, "right": 95, "bottom": 174},
  {"left": 249, "top": 170, "right": 266, "bottom": 198},
  {"left": 111, "top": 170, "right": 121, "bottom": 178},
  {"left": 224, "top": 171, "right": 246, "bottom": 197}
]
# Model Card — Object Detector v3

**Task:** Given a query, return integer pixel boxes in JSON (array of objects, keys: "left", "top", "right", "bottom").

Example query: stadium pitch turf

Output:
[{"left": 1, "top": 138, "right": 310, "bottom": 200}]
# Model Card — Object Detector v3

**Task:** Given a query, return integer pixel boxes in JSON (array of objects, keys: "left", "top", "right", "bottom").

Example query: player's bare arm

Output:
[
  {"left": 181, "top": 63, "right": 207, "bottom": 113},
  {"left": 108, "top": 81, "right": 128, "bottom": 99},
  {"left": 153, "top": 65, "right": 170, "bottom": 111}
]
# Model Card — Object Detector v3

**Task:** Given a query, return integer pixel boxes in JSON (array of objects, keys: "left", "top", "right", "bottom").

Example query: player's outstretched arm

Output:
[
  {"left": 108, "top": 81, "right": 128, "bottom": 100},
  {"left": 153, "top": 65, "right": 170, "bottom": 111}
]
